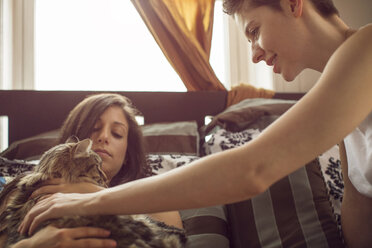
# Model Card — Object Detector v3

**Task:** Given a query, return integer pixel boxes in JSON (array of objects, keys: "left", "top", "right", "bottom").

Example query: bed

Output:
[{"left": 0, "top": 90, "right": 345, "bottom": 247}]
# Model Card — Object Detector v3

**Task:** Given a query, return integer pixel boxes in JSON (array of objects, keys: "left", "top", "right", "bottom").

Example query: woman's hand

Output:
[
  {"left": 14, "top": 225, "right": 116, "bottom": 248},
  {"left": 30, "top": 178, "right": 105, "bottom": 199},
  {"left": 19, "top": 192, "right": 95, "bottom": 236}
]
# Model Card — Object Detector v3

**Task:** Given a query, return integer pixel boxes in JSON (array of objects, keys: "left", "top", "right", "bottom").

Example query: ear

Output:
[
  {"left": 74, "top": 139, "right": 92, "bottom": 159},
  {"left": 286, "top": 0, "right": 303, "bottom": 17},
  {"left": 66, "top": 135, "right": 79, "bottom": 143}
]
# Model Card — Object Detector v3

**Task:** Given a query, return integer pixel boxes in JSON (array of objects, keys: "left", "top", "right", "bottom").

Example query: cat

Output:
[{"left": 0, "top": 138, "right": 186, "bottom": 248}]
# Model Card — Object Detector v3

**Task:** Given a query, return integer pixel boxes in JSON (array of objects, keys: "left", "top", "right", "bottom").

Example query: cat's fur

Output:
[{"left": 0, "top": 138, "right": 186, "bottom": 248}]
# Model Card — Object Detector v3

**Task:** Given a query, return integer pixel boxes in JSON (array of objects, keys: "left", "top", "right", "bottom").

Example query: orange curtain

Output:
[{"left": 131, "top": 0, "right": 225, "bottom": 91}]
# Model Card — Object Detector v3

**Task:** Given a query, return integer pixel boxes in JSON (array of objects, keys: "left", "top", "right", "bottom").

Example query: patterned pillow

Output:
[
  {"left": 319, "top": 145, "right": 343, "bottom": 229},
  {"left": 203, "top": 128, "right": 344, "bottom": 247},
  {"left": 146, "top": 154, "right": 230, "bottom": 248},
  {"left": 0, "top": 157, "right": 37, "bottom": 191},
  {"left": 147, "top": 154, "right": 199, "bottom": 176}
]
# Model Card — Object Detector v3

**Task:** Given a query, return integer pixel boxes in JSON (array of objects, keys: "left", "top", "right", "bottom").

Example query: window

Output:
[{"left": 34, "top": 0, "right": 227, "bottom": 91}]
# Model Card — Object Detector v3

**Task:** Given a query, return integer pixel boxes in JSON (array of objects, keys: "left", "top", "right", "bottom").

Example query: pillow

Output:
[
  {"left": 147, "top": 154, "right": 199, "bottom": 176},
  {"left": 146, "top": 154, "right": 230, "bottom": 248},
  {"left": 180, "top": 206, "right": 230, "bottom": 248},
  {"left": 1, "top": 120, "right": 200, "bottom": 161},
  {"left": 0, "top": 129, "right": 59, "bottom": 161},
  {"left": 203, "top": 128, "right": 344, "bottom": 247},
  {"left": 202, "top": 128, "right": 261, "bottom": 156},
  {"left": 142, "top": 121, "right": 199, "bottom": 156},
  {"left": 200, "top": 98, "right": 296, "bottom": 136}
]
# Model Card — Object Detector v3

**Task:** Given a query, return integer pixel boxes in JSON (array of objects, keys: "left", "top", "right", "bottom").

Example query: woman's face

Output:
[
  {"left": 235, "top": 1, "right": 309, "bottom": 81},
  {"left": 90, "top": 106, "right": 129, "bottom": 182}
]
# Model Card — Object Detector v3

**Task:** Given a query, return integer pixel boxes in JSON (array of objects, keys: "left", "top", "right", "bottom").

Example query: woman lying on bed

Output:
[
  {"left": 20, "top": 0, "right": 372, "bottom": 247},
  {"left": 1, "top": 93, "right": 182, "bottom": 248}
]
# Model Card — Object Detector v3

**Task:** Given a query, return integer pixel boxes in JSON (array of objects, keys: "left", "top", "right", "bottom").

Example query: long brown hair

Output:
[
  {"left": 58, "top": 93, "right": 150, "bottom": 186},
  {"left": 223, "top": 0, "right": 339, "bottom": 17}
]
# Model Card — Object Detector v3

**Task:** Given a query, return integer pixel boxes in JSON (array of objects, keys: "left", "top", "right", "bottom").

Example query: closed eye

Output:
[
  {"left": 112, "top": 132, "right": 123, "bottom": 138},
  {"left": 246, "top": 27, "right": 259, "bottom": 43}
]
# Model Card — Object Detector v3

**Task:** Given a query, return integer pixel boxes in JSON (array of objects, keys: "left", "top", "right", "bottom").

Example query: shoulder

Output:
[
  {"left": 339, "top": 24, "right": 372, "bottom": 56},
  {"left": 351, "top": 24, "right": 372, "bottom": 46},
  {"left": 326, "top": 24, "right": 372, "bottom": 78},
  {"left": 358, "top": 23, "right": 372, "bottom": 35}
]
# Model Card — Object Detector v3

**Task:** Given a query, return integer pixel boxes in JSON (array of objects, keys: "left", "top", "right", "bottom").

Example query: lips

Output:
[
  {"left": 269, "top": 55, "right": 280, "bottom": 73},
  {"left": 267, "top": 55, "right": 276, "bottom": 66},
  {"left": 94, "top": 148, "right": 112, "bottom": 158}
]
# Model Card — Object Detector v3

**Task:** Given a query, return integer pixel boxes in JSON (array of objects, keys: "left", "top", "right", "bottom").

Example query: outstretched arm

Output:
[
  {"left": 21, "top": 25, "right": 372, "bottom": 235},
  {"left": 91, "top": 25, "right": 372, "bottom": 214},
  {"left": 30, "top": 179, "right": 183, "bottom": 228}
]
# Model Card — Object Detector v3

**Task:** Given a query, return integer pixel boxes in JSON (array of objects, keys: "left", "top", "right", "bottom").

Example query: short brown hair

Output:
[
  {"left": 223, "top": 0, "right": 339, "bottom": 17},
  {"left": 58, "top": 93, "right": 150, "bottom": 187}
]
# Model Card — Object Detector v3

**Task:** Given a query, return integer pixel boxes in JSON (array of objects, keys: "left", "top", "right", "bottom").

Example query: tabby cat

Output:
[{"left": 0, "top": 138, "right": 186, "bottom": 248}]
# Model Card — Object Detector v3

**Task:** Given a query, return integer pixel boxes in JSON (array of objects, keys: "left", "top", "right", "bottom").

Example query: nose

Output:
[
  {"left": 251, "top": 42, "right": 265, "bottom": 64},
  {"left": 96, "top": 128, "right": 109, "bottom": 144}
]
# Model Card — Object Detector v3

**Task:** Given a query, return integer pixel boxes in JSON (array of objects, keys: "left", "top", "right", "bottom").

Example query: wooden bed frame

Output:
[{"left": 0, "top": 90, "right": 304, "bottom": 145}]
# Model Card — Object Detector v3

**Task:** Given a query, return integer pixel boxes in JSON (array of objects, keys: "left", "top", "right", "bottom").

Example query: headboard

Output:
[{"left": 0, "top": 90, "right": 304, "bottom": 145}]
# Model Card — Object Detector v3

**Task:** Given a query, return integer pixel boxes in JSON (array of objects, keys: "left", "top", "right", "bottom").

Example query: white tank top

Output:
[{"left": 344, "top": 111, "right": 372, "bottom": 197}]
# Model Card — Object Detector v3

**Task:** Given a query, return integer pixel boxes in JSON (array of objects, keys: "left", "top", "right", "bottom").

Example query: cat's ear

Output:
[
  {"left": 74, "top": 139, "right": 92, "bottom": 159},
  {"left": 66, "top": 135, "right": 79, "bottom": 143}
]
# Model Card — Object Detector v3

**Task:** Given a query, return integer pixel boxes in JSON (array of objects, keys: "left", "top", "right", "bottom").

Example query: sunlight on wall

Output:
[
  {"left": 251, "top": 61, "right": 273, "bottom": 90},
  {"left": 210, "top": 0, "right": 227, "bottom": 89},
  {"left": 35, "top": 0, "right": 186, "bottom": 91}
]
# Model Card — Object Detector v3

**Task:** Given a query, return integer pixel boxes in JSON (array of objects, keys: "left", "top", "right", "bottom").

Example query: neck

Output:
[{"left": 302, "top": 12, "right": 353, "bottom": 72}]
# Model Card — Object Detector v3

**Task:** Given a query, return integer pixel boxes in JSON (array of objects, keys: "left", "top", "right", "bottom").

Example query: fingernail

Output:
[{"left": 109, "top": 240, "right": 117, "bottom": 247}]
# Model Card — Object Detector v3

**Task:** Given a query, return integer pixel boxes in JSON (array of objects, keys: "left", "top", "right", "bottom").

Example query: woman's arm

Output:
[
  {"left": 75, "top": 24, "right": 372, "bottom": 210},
  {"left": 93, "top": 24, "right": 372, "bottom": 213},
  {"left": 31, "top": 179, "right": 183, "bottom": 228},
  {"left": 21, "top": 25, "right": 372, "bottom": 235}
]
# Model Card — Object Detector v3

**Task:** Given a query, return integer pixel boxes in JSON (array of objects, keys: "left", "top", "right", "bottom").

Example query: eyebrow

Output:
[
  {"left": 113, "top": 121, "right": 128, "bottom": 130},
  {"left": 95, "top": 119, "right": 128, "bottom": 130}
]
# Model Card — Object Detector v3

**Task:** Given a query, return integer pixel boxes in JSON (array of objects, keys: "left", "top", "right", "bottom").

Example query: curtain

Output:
[
  {"left": 131, "top": 0, "right": 274, "bottom": 106},
  {"left": 131, "top": 0, "right": 225, "bottom": 91}
]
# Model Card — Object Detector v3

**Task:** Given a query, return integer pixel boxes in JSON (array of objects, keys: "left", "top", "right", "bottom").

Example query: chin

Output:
[
  {"left": 281, "top": 68, "right": 300, "bottom": 82},
  {"left": 282, "top": 74, "right": 296, "bottom": 82}
]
